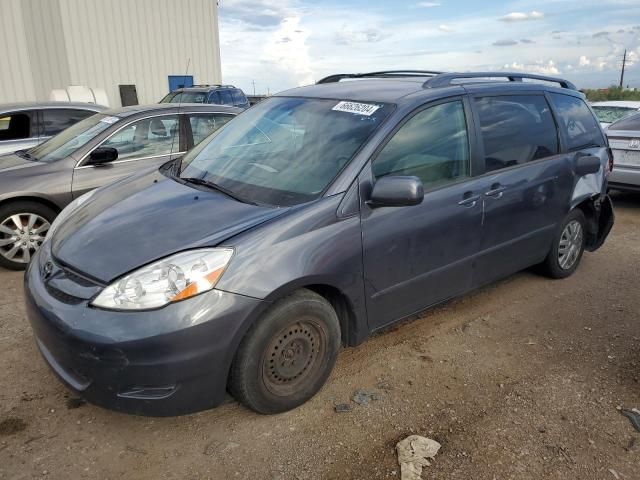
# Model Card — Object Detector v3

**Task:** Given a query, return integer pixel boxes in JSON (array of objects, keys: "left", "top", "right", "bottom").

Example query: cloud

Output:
[
  {"left": 499, "top": 11, "right": 544, "bottom": 22},
  {"left": 219, "top": 0, "right": 291, "bottom": 27},
  {"left": 520, "top": 38, "right": 535, "bottom": 44},
  {"left": 335, "top": 26, "right": 387, "bottom": 45},
  {"left": 592, "top": 31, "right": 610, "bottom": 38},
  {"left": 416, "top": 1, "right": 441, "bottom": 6},
  {"left": 438, "top": 24, "right": 453, "bottom": 32},
  {"left": 493, "top": 39, "right": 519, "bottom": 46},
  {"left": 579, "top": 55, "right": 591, "bottom": 66},
  {"left": 262, "top": 16, "right": 313, "bottom": 86},
  {"left": 503, "top": 60, "right": 559, "bottom": 75}
]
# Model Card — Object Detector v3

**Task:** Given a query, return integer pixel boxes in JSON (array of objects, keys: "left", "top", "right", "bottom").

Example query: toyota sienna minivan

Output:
[{"left": 25, "top": 71, "right": 614, "bottom": 416}]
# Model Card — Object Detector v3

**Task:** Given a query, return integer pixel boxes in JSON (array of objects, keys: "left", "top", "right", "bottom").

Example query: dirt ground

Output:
[{"left": 1, "top": 193, "right": 639, "bottom": 480}]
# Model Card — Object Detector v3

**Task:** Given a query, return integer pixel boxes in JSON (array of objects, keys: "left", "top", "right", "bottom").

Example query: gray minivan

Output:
[
  {"left": 0, "top": 103, "right": 239, "bottom": 269},
  {"left": 25, "top": 71, "right": 614, "bottom": 416}
]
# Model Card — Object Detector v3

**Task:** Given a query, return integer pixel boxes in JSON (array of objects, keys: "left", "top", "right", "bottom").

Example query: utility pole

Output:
[
  {"left": 252, "top": 80, "right": 256, "bottom": 96},
  {"left": 619, "top": 49, "right": 626, "bottom": 89}
]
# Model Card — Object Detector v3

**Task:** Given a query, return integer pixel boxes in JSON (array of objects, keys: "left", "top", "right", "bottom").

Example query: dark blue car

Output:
[
  {"left": 160, "top": 85, "right": 250, "bottom": 110},
  {"left": 25, "top": 71, "right": 614, "bottom": 416}
]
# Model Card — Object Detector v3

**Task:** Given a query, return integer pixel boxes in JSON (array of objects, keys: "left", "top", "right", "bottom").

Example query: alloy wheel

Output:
[{"left": 0, "top": 213, "right": 50, "bottom": 264}]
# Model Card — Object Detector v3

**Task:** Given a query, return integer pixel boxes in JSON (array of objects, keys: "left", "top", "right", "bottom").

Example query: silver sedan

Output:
[{"left": 606, "top": 112, "right": 640, "bottom": 193}]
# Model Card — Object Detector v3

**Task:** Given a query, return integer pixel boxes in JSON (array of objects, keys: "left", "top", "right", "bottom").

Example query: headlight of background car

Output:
[
  {"left": 46, "top": 189, "right": 98, "bottom": 239},
  {"left": 91, "top": 248, "right": 234, "bottom": 310}
]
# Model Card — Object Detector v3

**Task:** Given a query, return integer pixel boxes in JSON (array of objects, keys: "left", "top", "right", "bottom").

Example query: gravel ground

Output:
[{"left": 0, "top": 193, "right": 639, "bottom": 480}]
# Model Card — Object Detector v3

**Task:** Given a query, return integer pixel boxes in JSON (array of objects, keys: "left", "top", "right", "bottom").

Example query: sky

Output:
[{"left": 217, "top": 0, "right": 640, "bottom": 95}]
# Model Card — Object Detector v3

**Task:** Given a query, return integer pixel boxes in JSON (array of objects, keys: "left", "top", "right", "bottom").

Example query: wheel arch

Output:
[{"left": 0, "top": 195, "right": 63, "bottom": 215}]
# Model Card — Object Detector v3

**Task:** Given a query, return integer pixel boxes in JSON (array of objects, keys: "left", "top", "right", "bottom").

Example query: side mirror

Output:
[
  {"left": 87, "top": 147, "right": 118, "bottom": 166},
  {"left": 367, "top": 176, "right": 424, "bottom": 208},
  {"left": 575, "top": 155, "right": 601, "bottom": 176}
]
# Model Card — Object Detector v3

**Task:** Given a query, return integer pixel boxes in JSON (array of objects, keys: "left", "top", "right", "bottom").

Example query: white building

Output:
[{"left": 0, "top": 0, "right": 222, "bottom": 107}]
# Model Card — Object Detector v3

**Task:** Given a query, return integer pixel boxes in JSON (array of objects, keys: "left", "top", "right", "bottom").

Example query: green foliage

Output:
[{"left": 584, "top": 86, "right": 640, "bottom": 101}]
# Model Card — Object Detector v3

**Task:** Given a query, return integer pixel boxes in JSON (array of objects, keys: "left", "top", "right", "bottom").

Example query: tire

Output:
[
  {"left": 228, "top": 289, "right": 341, "bottom": 414},
  {"left": 539, "top": 209, "right": 587, "bottom": 279},
  {"left": 0, "top": 201, "right": 57, "bottom": 271}
]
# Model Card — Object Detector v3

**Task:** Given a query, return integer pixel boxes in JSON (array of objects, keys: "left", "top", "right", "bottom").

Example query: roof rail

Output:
[
  {"left": 423, "top": 72, "right": 577, "bottom": 90},
  {"left": 317, "top": 70, "right": 443, "bottom": 84}
]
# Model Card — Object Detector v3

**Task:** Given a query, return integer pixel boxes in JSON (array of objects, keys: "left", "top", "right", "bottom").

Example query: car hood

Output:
[
  {"left": 51, "top": 171, "right": 287, "bottom": 282},
  {"left": 0, "top": 153, "right": 41, "bottom": 172}
]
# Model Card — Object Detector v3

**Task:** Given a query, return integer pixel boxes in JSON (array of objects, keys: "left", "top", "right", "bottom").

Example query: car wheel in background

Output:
[
  {"left": 0, "top": 201, "right": 56, "bottom": 270},
  {"left": 228, "top": 289, "right": 341, "bottom": 414},
  {"left": 540, "top": 209, "right": 587, "bottom": 279}
]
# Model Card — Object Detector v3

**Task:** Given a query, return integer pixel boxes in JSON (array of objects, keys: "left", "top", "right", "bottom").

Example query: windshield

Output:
[
  {"left": 29, "top": 114, "right": 116, "bottom": 162},
  {"left": 161, "top": 91, "right": 208, "bottom": 104},
  {"left": 592, "top": 106, "right": 637, "bottom": 124},
  {"left": 178, "top": 97, "right": 393, "bottom": 206}
]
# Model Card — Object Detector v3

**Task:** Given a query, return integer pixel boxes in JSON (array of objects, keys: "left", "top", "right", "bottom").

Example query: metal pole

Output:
[{"left": 619, "top": 49, "right": 626, "bottom": 89}]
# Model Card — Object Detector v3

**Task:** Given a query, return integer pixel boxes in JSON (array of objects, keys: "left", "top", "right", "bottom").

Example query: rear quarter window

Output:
[{"left": 549, "top": 93, "right": 605, "bottom": 150}]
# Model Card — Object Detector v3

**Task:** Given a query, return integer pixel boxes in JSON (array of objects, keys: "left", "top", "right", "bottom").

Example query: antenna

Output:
[{"left": 170, "top": 57, "right": 191, "bottom": 159}]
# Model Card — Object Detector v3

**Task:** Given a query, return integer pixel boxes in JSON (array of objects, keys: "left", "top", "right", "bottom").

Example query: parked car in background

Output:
[
  {"left": 160, "top": 85, "right": 250, "bottom": 109},
  {"left": 606, "top": 111, "right": 640, "bottom": 192},
  {"left": 0, "top": 103, "right": 239, "bottom": 269},
  {"left": 590, "top": 101, "right": 640, "bottom": 128},
  {"left": 0, "top": 102, "right": 106, "bottom": 155},
  {"left": 24, "top": 71, "right": 613, "bottom": 417}
]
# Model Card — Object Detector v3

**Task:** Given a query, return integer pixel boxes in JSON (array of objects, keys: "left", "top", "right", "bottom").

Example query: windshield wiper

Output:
[
  {"left": 15, "top": 149, "right": 38, "bottom": 161},
  {"left": 181, "top": 177, "right": 257, "bottom": 205}
]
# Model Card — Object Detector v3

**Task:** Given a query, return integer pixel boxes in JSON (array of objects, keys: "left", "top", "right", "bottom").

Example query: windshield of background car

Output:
[
  {"left": 178, "top": 96, "right": 393, "bottom": 206},
  {"left": 161, "top": 91, "right": 208, "bottom": 103},
  {"left": 592, "top": 106, "right": 637, "bottom": 124},
  {"left": 28, "top": 113, "right": 116, "bottom": 163}
]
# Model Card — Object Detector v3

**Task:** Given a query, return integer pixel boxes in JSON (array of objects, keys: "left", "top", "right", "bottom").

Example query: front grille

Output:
[{"left": 45, "top": 283, "right": 84, "bottom": 305}]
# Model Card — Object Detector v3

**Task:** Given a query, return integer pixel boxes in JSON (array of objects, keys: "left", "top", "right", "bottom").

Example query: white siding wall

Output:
[
  {"left": 0, "top": 0, "right": 222, "bottom": 106},
  {"left": 0, "top": 0, "right": 37, "bottom": 103}
]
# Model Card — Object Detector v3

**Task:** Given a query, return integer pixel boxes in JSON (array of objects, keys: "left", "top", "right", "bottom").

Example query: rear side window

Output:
[
  {"left": 548, "top": 93, "right": 605, "bottom": 149},
  {"left": 42, "top": 109, "right": 95, "bottom": 136},
  {"left": 231, "top": 89, "right": 246, "bottom": 105},
  {"left": 208, "top": 91, "right": 221, "bottom": 104},
  {"left": 188, "top": 113, "right": 233, "bottom": 145},
  {"left": 373, "top": 100, "right": 470, "bottom": 189},
  {"left": 0, "top": 111, "right": 34, "bottom": 140},
  {"left": 475, "top": 95, "right": 558, "bottom": 173},
  {"left": 219, "top": 90, "right": 233, "bottom": 105}
]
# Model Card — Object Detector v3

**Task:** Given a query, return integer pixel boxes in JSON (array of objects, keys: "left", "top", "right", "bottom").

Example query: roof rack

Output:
[
  {"left": 423, "top": 72, "right": 577, "bottom": 90},
  {"left": 317, "top": 70, "right": 442, "bottom": 84},
  {"left": 188, "top": 84, "right": 236, "bottom": 89}
]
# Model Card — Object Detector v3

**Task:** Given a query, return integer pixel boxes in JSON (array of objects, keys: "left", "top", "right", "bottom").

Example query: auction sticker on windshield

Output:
[{"left": 332, "top": 101, "right": 380, "bottom": 116}]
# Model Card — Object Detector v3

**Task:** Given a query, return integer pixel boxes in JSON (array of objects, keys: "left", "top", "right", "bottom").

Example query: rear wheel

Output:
[
  {"left": 540, "top": 209, "right": 586, "bottom": 279},
  {"left": 0, "top": 201, "right": 56, "bottom": 271},
  {"left": 228, "top": 289, "right": 341, "bottom": 414}
]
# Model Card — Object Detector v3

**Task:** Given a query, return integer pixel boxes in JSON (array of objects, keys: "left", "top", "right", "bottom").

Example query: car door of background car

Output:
[
  {"left": 0, "top": 109, "right": 39, "bottom": 155},
  {"left": 360, "top": 97, "right": 486, "bottom": 331},
  {"left": 71, "top": 114, "right": 185, "bottom": 198},
  {"left": 470, "top": 93, "right": 573, "bottom": 287}
]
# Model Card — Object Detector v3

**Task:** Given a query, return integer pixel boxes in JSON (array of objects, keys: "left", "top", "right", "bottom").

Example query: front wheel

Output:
[
  {"left": 540, "top": 209, "right": 586, "bottom": 279},
  {"left": 228, "top": 289, "right": 341, "bottom": 414},
  {"left": 0, "top": 201, "right": 56, "bottom": 271}
]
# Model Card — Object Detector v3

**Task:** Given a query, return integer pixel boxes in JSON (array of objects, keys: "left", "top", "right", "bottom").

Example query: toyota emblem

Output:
[{"left": 43, "top": 261, "right": 54, "bottom": 279}]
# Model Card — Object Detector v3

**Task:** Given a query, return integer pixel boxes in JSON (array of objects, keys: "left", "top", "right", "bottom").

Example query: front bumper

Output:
[{"left": 24, "top": 247, "right": 267, "bottom": 416}]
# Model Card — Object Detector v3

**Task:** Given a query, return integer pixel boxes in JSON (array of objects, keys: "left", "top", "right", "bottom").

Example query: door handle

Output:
[
  {"left": 458, "top": 194, "right": 480, "bottom": 207},
  {"left": 485, "top": 184, "right": 506, "bottom": 198}
]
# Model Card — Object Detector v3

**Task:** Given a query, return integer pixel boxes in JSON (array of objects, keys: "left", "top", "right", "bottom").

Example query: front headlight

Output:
[{"left": 91, "top": 248, "right": 234, "bottom": 310}]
